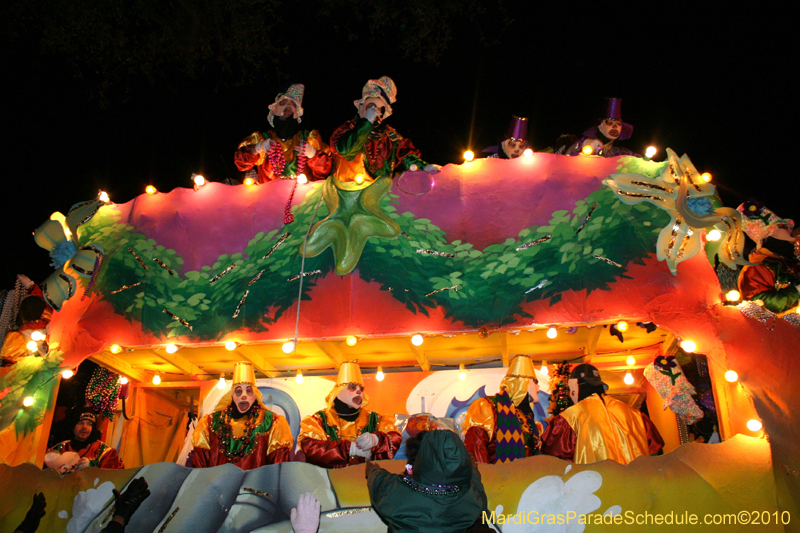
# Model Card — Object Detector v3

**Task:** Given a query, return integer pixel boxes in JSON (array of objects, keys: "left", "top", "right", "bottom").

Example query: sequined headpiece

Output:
[
  {"left": 354, "top": 76, "right": 397, "bottom": 119},
  {"left": 79, "top": 411, "right": 96, "bottom": 425},
  {"left": 325, "top": 360, "right": 369, "bottom": 408},
  {"left": 268, "top": 83, "right": 305, "bottom": 127},
  {"left": 232, "top": 361, "right": 257, "bottom": 386}
]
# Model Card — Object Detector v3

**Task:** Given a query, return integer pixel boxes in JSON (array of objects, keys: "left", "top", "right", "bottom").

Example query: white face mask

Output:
[
  {"left": 598, "top": 119, "right": 622, "bottom": 140},
  {"left": 233, "top": 384, "right": 255, "bottom": 413},
  {"left": 336, "top": 383, "right": 364, "bottom": 408}
]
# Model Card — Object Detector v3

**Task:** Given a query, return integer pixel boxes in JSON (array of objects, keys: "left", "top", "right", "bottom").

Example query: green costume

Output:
[{"left": 368, "top": 431, "right": 487, "bottom": 533}]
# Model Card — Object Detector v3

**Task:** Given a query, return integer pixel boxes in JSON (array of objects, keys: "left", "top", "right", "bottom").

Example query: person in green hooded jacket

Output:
[{"left": 366, "top": 430, "right": 487, "bottom": 533}]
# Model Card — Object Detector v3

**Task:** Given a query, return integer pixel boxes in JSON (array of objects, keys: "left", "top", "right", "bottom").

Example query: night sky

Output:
[{"left": 2, "top": 3, "right": 796, "bottom": 288}]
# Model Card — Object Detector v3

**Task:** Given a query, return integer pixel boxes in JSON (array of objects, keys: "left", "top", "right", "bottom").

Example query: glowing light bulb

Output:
[
  {"left": 355, "top": 174, "right": 365, "bottom": 184},
  {"left": 120, "top": 377, "right": 129, "bottom": 385},
  {"left": 411, "top": 334, "right": 424, "bottom": 346},
  {"left": 463, "top": 150, "right": 475, "bottom": 162},
  {"left": 165, "top": 344, "right": 178, "bottom": 354},
  {"left": 623, "top": 372, "right": 634, "bottom": 385},
  {"left": 23, "top": 396, "right": 35, "bottom": 407},
  {"left": 725, "top": 290, "right": 741, "bottom": 302},
  {"left": 62, "top": 369, "right": 74, "bottom": 379},
  {"left": 193, "top": 174, "right": 205, "bottom": 187},
  {"left": 296, "top": 370, "right": 304, "bottom": 384},
  {"left": 540, "top": 360, "right": 549, "bottom": 376},
  {"left": 296, "top": 173, "right": 308, "bottom": 184},
  {"left": 376, "top": 366, "right": 385, "bottom": 381},
  {"left": 546, "top": 327, "right": 557, "bottom": 339},
  {"left": 523, "top": 148, "right": 534, "bottom": 158},
  {"left": 26, "top": 340, "right": 38, "bottom": 352},
  {"left": 746, "top": 419, "right": 762, "bottom": 432},
  {"left": 706, "top": 229, "right": 722, "bottom": 241},
  {"left": 680, "top": 340, "right": 696, "bottom": 353},
  {"left": 224, "top": 341, "right": 237, "bottom": 351},
  {"left": 282, "top": 341, "right": 295, "bottom": 354},
  {"left": 701, "top": 172, "right": 712, "bottom": 183},
  {"left": 645, "top": 146, "right": 657, "bottom": 158},
  {"left": 616, "top": 320, "right": 629, "bottom": 332},
  {"left": 31, "top": 331, "right": 45, "bottom": 341},
  {"left": 243, "top": 177, "right": 255, "bottom": 186},
  {"left": 346, "top": 336, "right": 357, "bottom": 346},
  {"left": 217, "top": 374, "right": 226, "bottom": 390},
  {"left": 146, "top": 185, "right": 157, "bottom": 194},
  {"left": 110, "top": 344, "right": 122, "bottom": 354},
  {"left": 458, "top": 364, "right": 467, "bottom": 382},
  {"left": 581, "top": 145, "right": 594, "bottom": 155},
  {"left": 725, "top": 370, "right": 738, "bottom": 383},
  {"left": 99, "top": 191, "right": 110, "bottom": 203},
  {"left": 626, "top": 355, "right": 636, "bottom": 366},
  {"left": 152, "top": 374, "right": 161, "bottom": 385}
]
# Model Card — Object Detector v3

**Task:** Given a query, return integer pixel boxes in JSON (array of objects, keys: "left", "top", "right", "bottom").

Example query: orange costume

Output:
[
  {"left": 298, "top": 361, "right": 401, "bottom": 468},
  {"left": 192, "top": 362, "right": 293, "bottom": 469}
]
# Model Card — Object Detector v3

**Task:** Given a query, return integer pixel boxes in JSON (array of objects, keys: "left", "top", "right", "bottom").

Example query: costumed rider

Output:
[
  {"left": 46, "top": 409, "right": 124, "bottom": 470},
  {"left": 298, "top": 360, "right": 401, "bottom": 468},
  {"left": 367, "top": 430, "right": 488, "bottom": 533},
  {"left": 541, "top": 363, "right": 664, "bottom": 464},
  {"left": 329, "top": 76, "right": 440, "bottom": 188},
  {"left": 1, "top": 275, "right": 51, "bottom": 367},
  {"left": 556, "top": 97, "right": 640, "bottom": 157},
  {"left": 463, "top": 354, "right": 543, "bottom": 463},
  {"left": 191, "top": 361, "right": 293, "bottom": 469},
  {"left": 234, "top": 83, "right": 332, "bottom": 183},
  {"left": 483, "top": 116, "right": 531, "bottom": 159}
]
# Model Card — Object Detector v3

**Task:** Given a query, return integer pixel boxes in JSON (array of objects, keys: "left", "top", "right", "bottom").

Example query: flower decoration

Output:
[
  {"left": 654, "top": 355, "right": 677, "bottom": 371},
  {"left": 736, "top": 199, "right": 795, "bottom": 248},
  {"left": 604, "top": 148, "right": 751, "bottom": 274},
  {"left": 740, "top": 198, "right": 765, "bottom": 219},
  {"left": 34, "top": 200, "right": 105, "bottom": 311}
]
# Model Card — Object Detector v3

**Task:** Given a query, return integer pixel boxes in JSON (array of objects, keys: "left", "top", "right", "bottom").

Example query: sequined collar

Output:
[{"left": 400, "top": 475, "right": 462, "bottom": 495}]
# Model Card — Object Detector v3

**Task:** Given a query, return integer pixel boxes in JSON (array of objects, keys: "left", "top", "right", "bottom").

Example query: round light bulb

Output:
[
  {"left": 617, "top": 320, "right": 629, "bottom": 332},
  {"left": 546, "top": 327, "right": 557, "bottom": 339},
  {"left": 411, "top": 334, "right": 424, "bottom": 346},
  {"left": 146, "top": 185, "right": 157, "bottom": 194},
  {"left": 296, "top": 370, "right": 304, "bottom": 384},
  {"left": 581, "top": 144, "right": 594, "bottom": 155},
  {"left": 165, "top": 344, "right": 178, "bottom": 354},
  {"left": 725, "top": 290, "right": 741, "bottom": 302},
  {"left": 152, "top": 374, "right": 161, "bottom": 385},
  {"left": 645, "top": 146, "right": 657, "bottom": 158},
  {"left": 110, "top": 344, "right": 122, "bottom": 354},
  {"left": 376, "top": 366, "right": 385, "bottom": 381},
  {"left": 62, "top": 369, "right": 74, "bottom": 379},
  {"left": 523, "top": 148, "right": 534, "bottom": 158},
  {"left": 120, "top": 377, "right": 129, "bottom": 385},
  {"left": 623, "top": 372, "right": 634, "bottom": 385},
  {"left": 463, "top": 150, "right": 475, "bottom": 162},
  {"left": 99, "top": 191, "right": 110, "bottom": 203},
  {"left": 355, "top": 174, "right": 364, "bottom": 184},
  {"left": 217, "top": 374, "right": 226, "bottom": 390},
  {"left": 243, "top": 177, "right": 255, "bottom": 186},
  {"left": 224, "top": 341, "right": 237, "bottom": 351},
  {"left": 27, "top": 340, "right": 38, "bottom": 352},
  {"left": 346, "top": 336, "right": 357, "bottom": 347},
  {"left": 626, "top": 355, "right": 636, "bottom": 366},
  {"left": 23, "top": 396, "right": 35, "bottom": 407},
  {"left": 193, "top": 174, "right": 205, "bottom": 186},
  {"left": 540, "top": 361, "right": 549, "bottom": 376},
  {"left": 296, "top": 174, "right": 308, "bottom": 184},
  {"left": 680, "top": 340, "right": 697, "bottom": 353},
  {"left": 706, "top": 229, "right": 722, "bottom": 241},
  {"left": 701, "top": 172, "right": 712, "bottom": 183},
  {"left": 30, "top": 330, "right": 45, "bottom": 341},
  {"left": 282, "top": 341, "right": 295, "bottom": 354},
  {"left": 746, "top": 419, "right": 762, "bottom": 432},
  {"left": 458, "top": 364, "right": 467, "bottom": 382},
  {"left": 724, "top": 370, "right": 738, "bottom": 383}
]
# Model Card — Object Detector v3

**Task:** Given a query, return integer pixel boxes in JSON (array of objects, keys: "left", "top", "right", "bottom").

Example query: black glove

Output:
[
  {"left": 15, "top": 492, "right": 46, "bottom": 533},
  {"left": 112, "top": 477, "right": 150, "bottom": 524}
]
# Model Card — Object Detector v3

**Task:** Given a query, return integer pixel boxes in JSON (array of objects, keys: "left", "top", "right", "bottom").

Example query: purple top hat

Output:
[
  {"left": 504, "top": 116, "right": 529, "bottom": 142},
  {"left": 583, "top": 97, "right": 633, "bottom": 140}
]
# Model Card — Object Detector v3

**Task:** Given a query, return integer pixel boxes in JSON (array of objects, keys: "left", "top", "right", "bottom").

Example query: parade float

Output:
[{"left": 1, "top": 150, "right": 798, "bottom": 532}]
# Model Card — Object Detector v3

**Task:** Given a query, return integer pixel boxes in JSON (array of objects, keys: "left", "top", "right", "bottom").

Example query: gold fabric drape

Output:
[{"left": 118, "top": 387, "right": 188, "bottom": 468}]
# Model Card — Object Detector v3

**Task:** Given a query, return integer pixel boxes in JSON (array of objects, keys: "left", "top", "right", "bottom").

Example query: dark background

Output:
[{"left": 2, "top": 2, "right": 795, "bottom": 288}]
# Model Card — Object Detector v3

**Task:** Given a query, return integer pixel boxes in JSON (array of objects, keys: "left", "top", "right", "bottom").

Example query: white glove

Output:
[
  {"left": 73, "top": 457, "right": 90, "bottom": 471},
  {"left": 365, "top": 107, "right": 379, "bottom": 123},
  {"left": 349, "top": 441, "right": 372, "bottom": 459},
  {"left": 255, "top": 139, "right": 272, "bottom": 154},
  {"left": 423, "top": 164, "right": 441, "bottom": 174},
  {"left": 356, "top": 432, "right": 379, "bottom": 451},
  {"left": 290, "top": 492, "right": 321, "bottom": 533}
]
